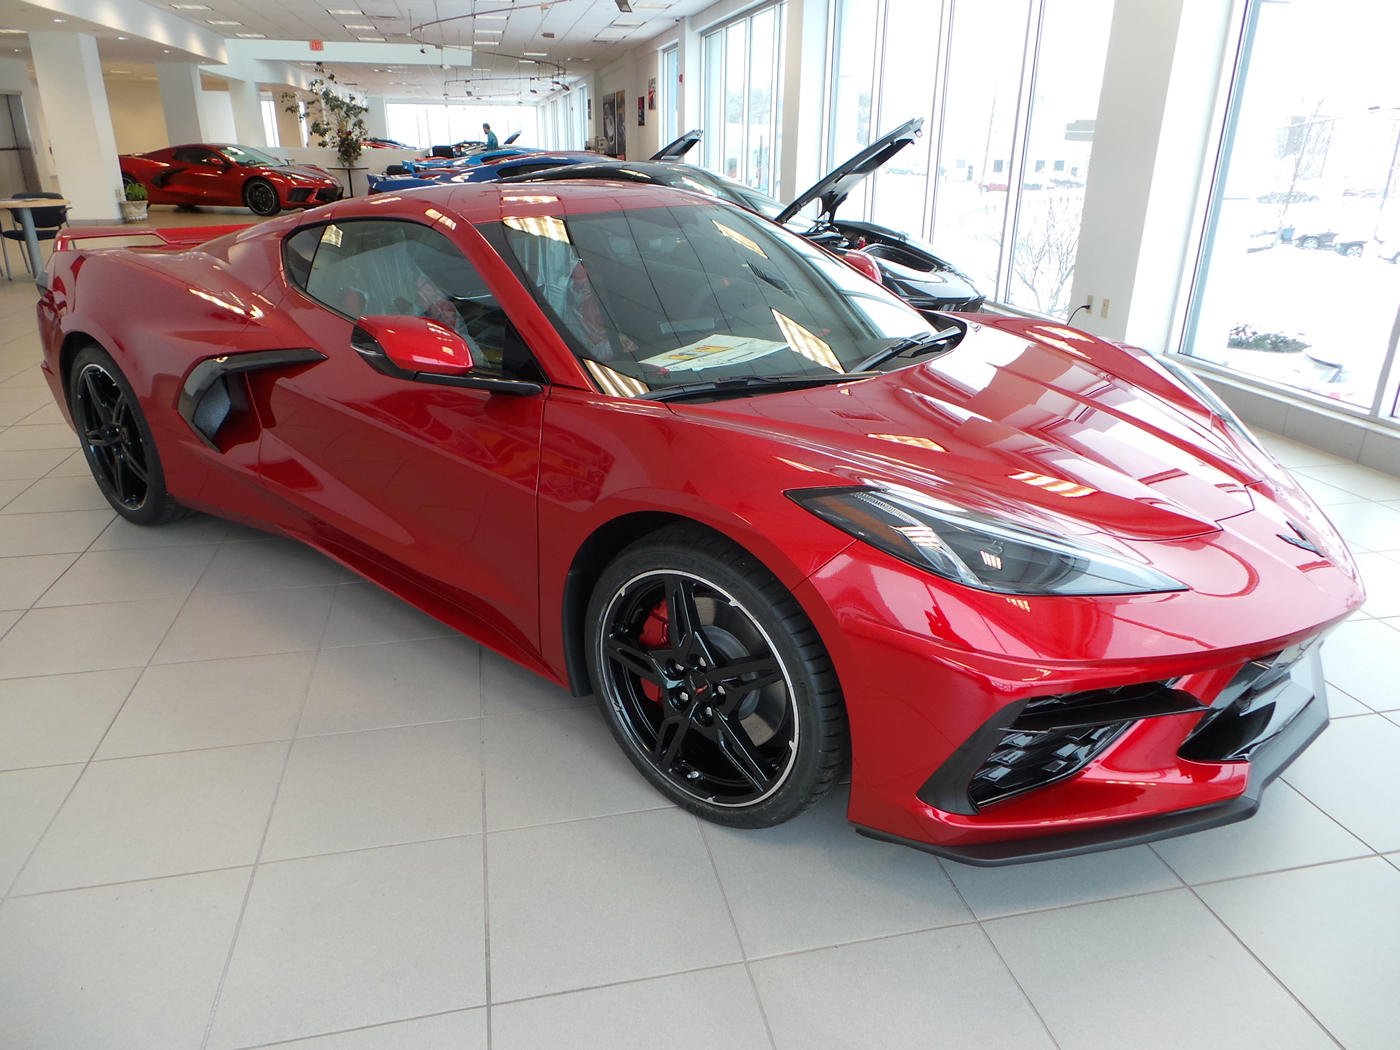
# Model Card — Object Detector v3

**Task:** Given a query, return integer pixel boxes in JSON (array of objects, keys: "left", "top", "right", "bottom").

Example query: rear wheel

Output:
[
  {"left": 243, "top": 178, "right": 281, "bottom": 216},
  {"left": 1343, "top": 242, "right": 1364, "bottom": 258},
  {"left": 586, "top": 525, "right": 848, "bottom": 828},
  {"left": 69, "top": 346, "right": 188, "bottom": 526}
]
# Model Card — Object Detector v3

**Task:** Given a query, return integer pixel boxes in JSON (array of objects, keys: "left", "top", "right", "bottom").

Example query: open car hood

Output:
[
  {"left": 776, "top": 118, "right": 923, "bottom": 225},
  {"left": 650, "top": 129, "right": 703, "bottom": 161}
]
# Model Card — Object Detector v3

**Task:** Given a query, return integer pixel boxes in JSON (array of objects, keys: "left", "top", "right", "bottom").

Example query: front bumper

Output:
[{"left": 853, "top": 658, "right": 1328, "bottom": 866}]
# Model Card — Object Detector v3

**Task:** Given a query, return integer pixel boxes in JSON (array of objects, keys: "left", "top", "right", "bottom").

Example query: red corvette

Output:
[
  {"left": 119, "top": 143, "right": 342, "bottom": 216},
  {"left": 35, "top": 183, "right": 1363, "bottom": 864}
]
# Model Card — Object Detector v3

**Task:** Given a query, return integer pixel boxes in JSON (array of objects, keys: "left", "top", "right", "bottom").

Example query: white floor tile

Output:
[
  {"left": 35, "top": 543, "right": 219, "bottom": 607},
  {"left": 320, "top": 581, "right": 461, "bottom": 648},
  {"left": 1319, "top": 617, "right": 1400, "bottom": 710},
  {"left": 494, "top": 967, "right": 771, "bottom": 1050},
  {"left": 1283, "top": 713, "right": 1400, "bottom": 851},
  {"left": 1326, "top": 681, "right": 1373, "bottom": 716},
  {"left": 0, "top": 552, "right": 78, "bottom": 610},
  {"left": 207, "top": 837, "right": 486, "bottom": 1050},
  {"left": 1353, "top": 550, "right": 1400, "bottom": 618},
  {"left": 299, "top": 635, "right": 481, "bottom": 736},
  {"left": 0, "top": 667, "right": 139, "bottom": 770},
  {"left": 1150, "top": 780, "right": 1371, "bottom": 883},
  {"left": 0, "top": 476, "right": 31, "bottom": 509},
  {"left": 0, "top": 447, "right": 73, "bottom": 480},
  {"left": 0, "top": 422, "right": 79, "bottom": 451},
  {"left": 0, "top": 597, "right": 184, "bottom": 678},
  {"left": 0, "top": 763, "right": 82, "bottom": 892},
  {"left": 0, "top": 867, "right": 251, "bottom": 1050},
  {"left": 750, "top": 925, "right": 1055, "bottom": 1050},
  {"left": 96, "top": 651, "right": 316, "bottom": 759},
  {"left": 1321, "top": 500, "right": 1400, "bottom": 551},
  {"left": 1, "top": 474, "right": 109, "bottom": 514},
  {"left": 193, "top": 537, "right": 344, "bottom": 594},
  {"left": 13, "top": 741, "right": 287, "bottom": 893},
  {"left": 984, "top": 890, "right": 1336, "bottom": 1050},
  {"left": 940, "top": 843, "right": 1181, "bottom": 920},
  {"left": 260, "top": 720, "right": 482, "bottom": 861},
  {"left": 701, "top": 788, "right": 971, "bottom": 957},
  {"left": 0, "top": 508, "right": 114, "bottom": 557},
  {"left": 250, "top": 1010, "right": 487, "bottom": 1050},
  {"left": 89, "top": 512, "right": 269, "bottom": 550},
  {"left": 1296, "top": 461, "right": 1400, "bottom": 501},
  {"left": 479, "top": 647, "right": 588, "bottom": 716},
  {"left": 487, "top": 809, "right": 741, "bottom": 1000},
  {"left": 152, "top": 585, "right": 337, "bottom": 664},
  {"left": 482, "top": 704, "right": 667, "bottom": 831},
  {"left": 1198, "top": 857, "right": 1400, "bottom": 1050}
]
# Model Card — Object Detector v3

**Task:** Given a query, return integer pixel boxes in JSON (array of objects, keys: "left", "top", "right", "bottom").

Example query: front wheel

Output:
[
  {"left": 1342, "top": 243, "right": 1364, "bottom": 258},
  {"left": 243, "top": 178, "right": 281, "bottom": 216},
  {"left": 586, "top": 525, "right": 848, "bottom": 828},
  {"left": 70, "top": 346, "right": 188, "bottom": 526},
  {"left": 1298, "top": 235, "right": 1321, "bottom": 250}
]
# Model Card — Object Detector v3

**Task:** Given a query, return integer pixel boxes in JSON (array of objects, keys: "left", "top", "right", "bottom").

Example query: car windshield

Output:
[
  {"left": 221, "top": 145, "right": 284, "bottom": 167},
  {"left": 488, "top": 201, "right": 936, "bottom": 396}
]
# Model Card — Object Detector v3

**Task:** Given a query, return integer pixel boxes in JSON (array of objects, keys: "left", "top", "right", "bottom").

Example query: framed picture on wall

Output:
[
  {"left": 648, "top": 77, "right": 657, "bottom": 110},
  {"left": 601, "top": 93, "right": 616, "bottom": 155},
  {"left": 638, "top": 96, "right": 645, "bottom": 127},
  {"left": 614, "top": 89, "right": 627, "bottom": 157}
]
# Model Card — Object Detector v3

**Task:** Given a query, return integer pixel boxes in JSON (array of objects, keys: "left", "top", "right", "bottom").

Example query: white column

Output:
[
  {"left": 156, "top": 62, "right": 206, "bottom": 144},
  {"left": 276, "top": 95, "right": 306, "bottom": 148},
  {"left": 1067, "top": 0, "right": 1239, "bottom": 347},
  {"left": 779, "top": 0, "right": 830, "bottom": 205},
  {"left": 364, "top": 97, "right": 389, "bottom": 140},
  {"left": 226, "top": 77, "right": 267, "bottom": 147},
  {"left": 27, "top": 31, "right": 122, "bottom": 222}
]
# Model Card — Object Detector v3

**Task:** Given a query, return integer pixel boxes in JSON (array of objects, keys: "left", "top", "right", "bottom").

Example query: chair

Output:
[{"left": 1, "top": 192, "right": 68, "bottom": 278}]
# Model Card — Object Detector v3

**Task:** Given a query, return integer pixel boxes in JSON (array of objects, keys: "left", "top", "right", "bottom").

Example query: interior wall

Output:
[
  {"left": 105, "top": 78, "right": 168, "bottom": 155},
  {"left": 0, "top": 55, "right": 59, "bottom": 192}
]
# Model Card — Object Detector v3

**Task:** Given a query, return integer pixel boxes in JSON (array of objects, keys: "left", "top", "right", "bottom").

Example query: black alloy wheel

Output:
[
  {"left": 70, "top": 346, "right": 188, "bottom": 526},
  {"left": 243, "top": 178, "right": 281, "bottom": 216},
  {"left": 586, "top": 525, "right": 848, "bottom": 828}
]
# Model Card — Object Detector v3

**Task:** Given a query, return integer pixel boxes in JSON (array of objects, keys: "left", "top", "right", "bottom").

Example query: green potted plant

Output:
[
  {"left": 283, "top": 65, "right": 368, "bottom": 195},
  {"left": 120, "top": 180, "right": 148, "bottom": 223}
]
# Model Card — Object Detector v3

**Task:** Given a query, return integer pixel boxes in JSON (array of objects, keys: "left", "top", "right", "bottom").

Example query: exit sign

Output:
[{"left": 310, "top": 40, "right": 324, "bottom": 51}]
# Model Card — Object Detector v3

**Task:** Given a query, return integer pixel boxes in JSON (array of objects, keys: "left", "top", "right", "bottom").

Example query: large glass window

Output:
[
  {"left": 700, "top": 3, "right": 788, "bottom": 198},
  {"left": 384, "top": 104, "right": 538, "bottom": 150},
  {"left": 662, "top": 45, "right": 679, "bottom": 146},
  {"left": 1184, "top": 0, "right": 1400, "bottom": 416}
]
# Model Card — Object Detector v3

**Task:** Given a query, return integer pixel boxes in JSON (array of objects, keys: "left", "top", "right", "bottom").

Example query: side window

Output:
[
  {"left": 173, "top": 147, "right": 221, "bottom": 164},
  {"left": 290, "top": 219, "right": 541, "bottom": 382}
]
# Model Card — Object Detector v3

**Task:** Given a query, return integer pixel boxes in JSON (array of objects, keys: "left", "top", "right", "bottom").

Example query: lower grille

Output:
[
  {"left": 315, "top": 187, "right": 342, "bottom": 202},
  {"left": 918, "top": 681, "right": 1204, "bottom": 814},
  {"left": 287, "top": 188, "right": 313, "bottom": 203},
  {"left": 969, "top": 722, "right": 1129, "bottom": 809}
]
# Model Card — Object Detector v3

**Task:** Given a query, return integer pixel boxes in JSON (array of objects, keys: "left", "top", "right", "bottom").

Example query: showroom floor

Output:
[{"left": 2, "top": 264, "right": 1400, "bottom": 1050}]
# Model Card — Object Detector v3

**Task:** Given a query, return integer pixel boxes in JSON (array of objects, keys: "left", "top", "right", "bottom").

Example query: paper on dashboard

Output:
[{"left": 640, "top": 335, "right": 787, "bottom": 372}]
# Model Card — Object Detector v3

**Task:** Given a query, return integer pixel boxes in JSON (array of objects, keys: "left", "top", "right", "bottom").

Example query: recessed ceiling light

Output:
[
  {"left": 108, "top": 69, "right": 130, "bottom": 74},
  {"left": 207, "top": 20, "right": 242, "bottom": 25},
  {"left": 343, "top": 23, "right": 374, "bottom": 29},
  {"left": 0, "top": 29, "right": 25, "bottom": 34},
  {"left": 523, "top": 51, "right": 548, "bottom": 56},
  {"left": 326, "top": 8, "right": 361, "bottom": 13},
  {"left": 170, "top": 3, "right": 211, "bottom": 8},
  {"left": 474, "top": 40, "right": 499, "bottom": 44},
  {"left": 52, "top": 18, "right": 66, "bottom": 22},
  {"left": 117, "top": 35, "right": 129, "bottom": 39},
  {"left": 356, "top": 36, "right": 383, "bottom": 41},
  {"left": 235, "top": 33, "right": 265, "bottom": 37},
  {"left": 475, "top": 29, "right": 502, "bottom": 34}
]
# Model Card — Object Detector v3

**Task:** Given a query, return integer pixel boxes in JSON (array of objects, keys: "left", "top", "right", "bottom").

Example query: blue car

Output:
[{"left": 366, "top": 150, "right": 603, "bottom": 194}]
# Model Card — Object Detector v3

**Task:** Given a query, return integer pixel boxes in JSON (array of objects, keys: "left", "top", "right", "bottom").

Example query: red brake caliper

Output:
[{"left": 637, "top": 600, "right": 669, "bottom": 702}]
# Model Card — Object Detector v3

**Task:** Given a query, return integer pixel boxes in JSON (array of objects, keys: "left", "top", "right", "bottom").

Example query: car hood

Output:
[
  {"left": 776, "top": 117, "right": 923, "bottom": 224},
  {"left": 685, "top": 316, "right": 1312, "bottom": 546},
  {"left": 651, "top": 129, "right": 703, "bottom": 160},
  {"left": 271, "top": 164, "right": 337, "bottom": 183}
]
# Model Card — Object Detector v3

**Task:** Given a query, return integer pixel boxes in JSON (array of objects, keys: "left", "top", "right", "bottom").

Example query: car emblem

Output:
[{"left": 1278, "top": 522, "right": 1322, "bottom": 556}]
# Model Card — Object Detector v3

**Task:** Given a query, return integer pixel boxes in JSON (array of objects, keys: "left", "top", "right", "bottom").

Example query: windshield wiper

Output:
[
  {"left": 854, "top": 325, "right": 963, "bottom": 373},
  {"left": 647, "top": 372, "right": 880, "bottom": 403}
]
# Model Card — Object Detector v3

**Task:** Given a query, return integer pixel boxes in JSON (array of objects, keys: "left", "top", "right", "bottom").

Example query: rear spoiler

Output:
[{"left": 54, "top": 224, "right": 253, "bottom": 252}]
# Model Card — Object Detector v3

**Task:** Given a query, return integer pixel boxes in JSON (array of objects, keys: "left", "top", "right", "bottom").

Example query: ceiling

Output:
[{"left": 0, "top": 0, "right": 714, "bottom": 97}]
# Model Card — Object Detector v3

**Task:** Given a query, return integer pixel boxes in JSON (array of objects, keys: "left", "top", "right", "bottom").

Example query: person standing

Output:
[{"left": 482, "top": 123, "right": 500, "bottom": 151}]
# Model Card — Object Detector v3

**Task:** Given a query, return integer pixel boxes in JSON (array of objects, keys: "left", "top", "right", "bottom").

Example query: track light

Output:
[{"left": 614, "top": 0, "right": 632, "bottom": 11}]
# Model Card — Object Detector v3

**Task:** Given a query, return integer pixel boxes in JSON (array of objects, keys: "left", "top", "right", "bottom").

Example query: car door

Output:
[
  {"left": 162, "top": 147, "right": 231, "bottom": 204},
  {"left": 253, "top": 216, "right": 548, "bottom": 655}
]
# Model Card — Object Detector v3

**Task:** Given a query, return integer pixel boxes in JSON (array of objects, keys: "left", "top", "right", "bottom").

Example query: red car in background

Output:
[
  {"left": 119, "top": 143, "right": 342, "bottom": 216},
  {"left": 34, "top": 183, "right": 1362, "bottom": 865}
]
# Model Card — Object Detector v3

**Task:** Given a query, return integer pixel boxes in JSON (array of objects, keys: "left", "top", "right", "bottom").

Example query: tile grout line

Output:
[
  {"left": 480, "top": 647, "right": 494, "bottom": 1050},
  {"left": 695, "top": 817, "right": 779, "bottom": 1050},
  {"left": 198, "top": 560, "right": 338, "bottom": 1050},
  {"left": 933, "top": 857, "right": 1066, "bottom": 1050}
]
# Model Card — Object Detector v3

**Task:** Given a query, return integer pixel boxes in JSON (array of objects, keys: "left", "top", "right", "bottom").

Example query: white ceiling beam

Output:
[
  {"left": 11, "top": 0, "right": 227, "bottom": 61},
  {"left": 222, "top": 38, "right": 471, "bottom": 67}
]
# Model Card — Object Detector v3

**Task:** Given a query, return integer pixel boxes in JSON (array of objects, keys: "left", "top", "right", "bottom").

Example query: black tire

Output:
[
  {"left": 243, "top": 178, "right": 281, "bottom": 216},
  {"left": 121, "top": 173, "right": 140, "bottom": 192},
  {"left": 69, "top": 346, "right": 189, "bottom": 526},
  {"left": 1298, "top": 236, "right": 1321, "bottom": 250},
  {"left": 1343, "top": 243, "right": 1364, "bottom": 258},
  {"left": 585, "top": 524, "right": 848, "bottom": 828}
]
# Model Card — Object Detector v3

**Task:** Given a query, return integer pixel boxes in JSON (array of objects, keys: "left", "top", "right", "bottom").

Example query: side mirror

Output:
[{"left": 352, "top": 315, "right": 476, "bottom": 376}]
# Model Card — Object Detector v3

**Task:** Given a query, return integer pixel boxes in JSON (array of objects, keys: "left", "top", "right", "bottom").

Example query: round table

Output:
[{"left": 0, "top": 197, "right": 70, "bottom": 284}]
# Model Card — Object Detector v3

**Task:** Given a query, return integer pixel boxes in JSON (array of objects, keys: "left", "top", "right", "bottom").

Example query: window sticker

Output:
[{"left": 640, "top": 334, "right": 787, "bottom": 372}]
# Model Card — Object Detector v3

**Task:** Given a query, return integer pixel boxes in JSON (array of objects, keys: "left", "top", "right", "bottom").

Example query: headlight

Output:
[{"left": 790, "top": 486, "right": 1186, "bottom": 596}]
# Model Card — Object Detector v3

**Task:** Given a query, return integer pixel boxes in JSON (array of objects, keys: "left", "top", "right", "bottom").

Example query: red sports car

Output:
[
  {"left": 35, "top": 183, "right": 1363, "bottom": 864},
  {"left": 119, "top": 143, "right": 342, "bottom": 216}
]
